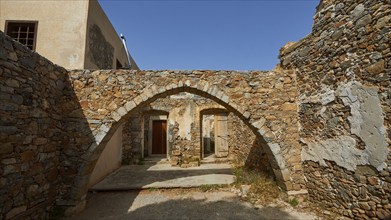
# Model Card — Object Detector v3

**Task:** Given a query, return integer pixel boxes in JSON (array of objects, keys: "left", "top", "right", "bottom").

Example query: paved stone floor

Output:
[
  {"left": 91, "top": 161, "right": 234, "bottom": 191},
  {"left": 67, "top": 159, "right": 321, "bottom": 220},
  {"left": 65, "top": 189, "right": 319, "bottom": 220}
]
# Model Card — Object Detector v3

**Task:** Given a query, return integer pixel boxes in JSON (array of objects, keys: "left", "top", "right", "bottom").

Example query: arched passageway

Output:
[{"left": 63, "top": 70, "right": 305, "bottom": 212}]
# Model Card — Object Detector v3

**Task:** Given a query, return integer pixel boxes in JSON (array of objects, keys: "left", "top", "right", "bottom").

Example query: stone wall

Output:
[
  {"left": 0, "top": 32, "right": 69, "bottom": 219},
  {"left": 122, "top": 115, "right": 143, "bottom": 163},
  {"left": 228, "top": 114, "right": 273, "bottom": 175},
  {"left": 279, "top": 0, "right": 390, "bottom": 218}
]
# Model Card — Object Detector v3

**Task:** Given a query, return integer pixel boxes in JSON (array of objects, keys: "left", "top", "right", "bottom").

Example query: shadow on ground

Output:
[
  {"left": 65, "top": 190, "right": 304, "bottom": 220},
  {"left": 91, "top": 163, "right": 234, "bottom": 190}
]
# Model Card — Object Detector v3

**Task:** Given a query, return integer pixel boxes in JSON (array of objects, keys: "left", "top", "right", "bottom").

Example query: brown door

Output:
[{"left": 152, "top": 120, "right": 167, "bottom": 154}]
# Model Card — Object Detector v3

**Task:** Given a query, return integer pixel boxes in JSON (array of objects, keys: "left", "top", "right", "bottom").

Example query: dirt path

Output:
[{"left": 65, "top": 188, "right": 320, "bottom": 220}]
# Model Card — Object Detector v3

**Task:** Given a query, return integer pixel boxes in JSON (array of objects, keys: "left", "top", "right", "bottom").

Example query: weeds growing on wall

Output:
[{"left": 288, "top": 197, "right": 299, "bottom": 207}]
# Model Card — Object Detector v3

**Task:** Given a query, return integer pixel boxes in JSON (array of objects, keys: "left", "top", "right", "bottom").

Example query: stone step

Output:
[
  {"left": 142, "top": 157, "right": 170, "bottom": 165},
  {"left": 201, "top": 157, "right": 231, "bottom": 164}
]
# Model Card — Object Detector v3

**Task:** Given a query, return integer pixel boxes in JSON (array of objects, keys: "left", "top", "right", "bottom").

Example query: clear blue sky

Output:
[{"left": 99, "top": 0, "right": 319, "bottom": 70}]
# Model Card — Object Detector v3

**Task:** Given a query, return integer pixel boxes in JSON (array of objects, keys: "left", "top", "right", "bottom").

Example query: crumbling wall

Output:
[
  {"left": 121, "top": 92, "right": 270, "bottom": 170},
  {"left": 0, "top": 32, "right": 69, "bottom": 219},
  {"left": 167, "top": 95, "right": 200, "bottom": 165},
  {"left": 280, "top": 0, "right": 390, "bottom": 218},
  {"left": 122, "top": 93, "right": 220, "bottom": 166}
]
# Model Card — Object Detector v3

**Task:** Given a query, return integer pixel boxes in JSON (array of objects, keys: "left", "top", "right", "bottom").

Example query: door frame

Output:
[
  {"left": 148, "top": 115, "right": 168, "bottom": 157},
  {"left": 201, "top": 114, "right": 214, "bottom": 159},
  {"left": 200, "top": 108, "right": 228, "bottom": 159}
]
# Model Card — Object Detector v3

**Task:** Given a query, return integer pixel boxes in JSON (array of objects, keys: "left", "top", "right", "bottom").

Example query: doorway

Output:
[
  {"left": 152, "top": 120, "right": 167, "bottom": 155},
  {"left": 201, "top": 111, "right": 229, "bottom": 159},
  {"left": 202, "top": 115, "right": 215, "bottom": 158}
]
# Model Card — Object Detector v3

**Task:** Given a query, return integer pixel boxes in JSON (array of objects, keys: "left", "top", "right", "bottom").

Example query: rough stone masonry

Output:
[
  {"left": 280, "top": 0, "right": 390, "bottom": 218},
  {"left": 0, "top": 0, "right": 390, "bottom": 219}
]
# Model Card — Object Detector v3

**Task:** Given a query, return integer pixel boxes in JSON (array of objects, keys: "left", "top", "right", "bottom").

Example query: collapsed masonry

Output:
[{"left": 0, "top": 0, "right": 390, "bottom": 219}]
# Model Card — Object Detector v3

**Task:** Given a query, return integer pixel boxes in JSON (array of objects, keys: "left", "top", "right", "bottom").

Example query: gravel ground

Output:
[{"left": 64, "top": 188, "right": 321, "bottom": 220}]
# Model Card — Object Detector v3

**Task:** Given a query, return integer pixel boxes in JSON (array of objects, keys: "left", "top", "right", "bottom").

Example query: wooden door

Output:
[
  {"left": 152, "top": 120, "right": 167, "bottom": 154},
  {"left": 215, "top": 113, "right": 228, "bottom": 158}
]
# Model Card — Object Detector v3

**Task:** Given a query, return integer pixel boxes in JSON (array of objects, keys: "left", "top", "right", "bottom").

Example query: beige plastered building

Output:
[
  {"left": 0, "top": 0, "right": 138, "bottom": 69},
  {"left": 1, "top": 0, "right": 139, "bottom": 187}
]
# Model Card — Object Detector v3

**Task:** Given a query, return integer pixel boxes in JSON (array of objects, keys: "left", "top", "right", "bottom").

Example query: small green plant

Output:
[
  {"left": 289, "top": 197, "right": 299, "bottom": 207},
  {"left": 148, "top": 187, "right": 158, "bottom": 192},
  {"left": 200, "top": 184, "right": 213, "bottom": 192}
]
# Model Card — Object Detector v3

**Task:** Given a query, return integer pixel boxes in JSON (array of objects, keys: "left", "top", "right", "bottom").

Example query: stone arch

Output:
[
  {"left": 199, "top": 107, "right": 228, "bottom": 115},
  {"left": 69, "top": 80, "right": 293, "bottom": 212},
  {"left": 141, "top": 109, "right": 170, "bottom": 116}
]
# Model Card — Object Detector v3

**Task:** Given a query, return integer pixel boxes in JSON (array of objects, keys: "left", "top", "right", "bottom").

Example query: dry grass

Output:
[{"left": 232, "top": 166, "right": 282, "bottom": 205}]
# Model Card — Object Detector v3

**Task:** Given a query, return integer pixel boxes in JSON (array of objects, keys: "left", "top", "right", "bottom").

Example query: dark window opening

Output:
[
  {"left": 5, "top": 21, "right": 38, "bottom": 51},
  {"left": 116, "top": 59, "right": 123, "bottom": 69}
]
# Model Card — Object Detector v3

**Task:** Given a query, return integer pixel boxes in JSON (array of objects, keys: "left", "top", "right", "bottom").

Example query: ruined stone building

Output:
[
  {"left": 0, "top": 0, "right": 390, "bottom": 219},
  {"left": 0, "top": 0, "right": 138, "bottom": 70},
  {"left": 89, "top": 91, "right": 272, "bottom": 187}
]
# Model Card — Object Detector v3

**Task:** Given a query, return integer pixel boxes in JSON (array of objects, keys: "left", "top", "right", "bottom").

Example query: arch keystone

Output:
[
  {"left": 178, "top": 80, "right": 184, "bottom": 87},
  {"left": 166, "top": 83, "right": 177, "bottom": 90}
]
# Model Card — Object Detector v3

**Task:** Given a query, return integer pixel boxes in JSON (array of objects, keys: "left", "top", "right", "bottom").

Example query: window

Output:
[
  {"left": 5, "top": 21, "right": 38, "bottom": 51},
  {"left": 116, "top": 59, "right": 123, "bottom": 69}
]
